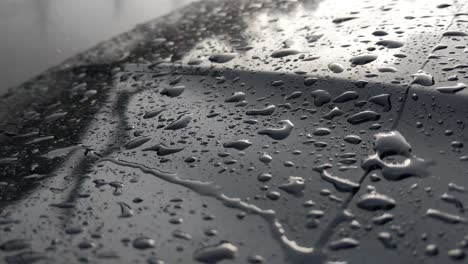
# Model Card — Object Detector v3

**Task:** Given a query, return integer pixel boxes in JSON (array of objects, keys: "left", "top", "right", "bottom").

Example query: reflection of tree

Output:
[
  {"left": 58, "top": 0, "right": 325, "bottom": 215},
  {"left": 0, "top": 0, "right": 325, "bottom": 236}
]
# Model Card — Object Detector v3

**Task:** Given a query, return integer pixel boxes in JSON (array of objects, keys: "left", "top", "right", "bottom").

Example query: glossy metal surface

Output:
[
  {"left": 0, "top": 0, "right": 193, "bottom": 93},
  {"left": 0, "top": 0, "right": 467, "bottom": 263}
]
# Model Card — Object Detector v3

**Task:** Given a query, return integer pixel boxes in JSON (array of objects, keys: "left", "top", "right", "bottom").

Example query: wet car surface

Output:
[{"left": 0, "top": 0, "right": 468, "bottom": 263}]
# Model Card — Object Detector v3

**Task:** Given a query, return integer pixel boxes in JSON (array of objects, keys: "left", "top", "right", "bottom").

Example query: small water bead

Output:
[
  {"left": 349, "top": 54, "right": 378, "bottom": 65},
  {"left": 225, "top": 92, "right": 246, "bottom": 103},
  {"left": 125, "top": 137, "right": 151, "bottom": 150},
  {"left": 344, "top": 135, "right": 362, "bottom": 144},
  {"left": 279, "top": 176, "right": 305, "bottom": 195},
  {"left": 372, "top": 213, "right": 394, "bottom": 225},
  {"left": 118, "top": 202, "right": 134, "bottom": 218},
  {"left": 368, "top": 94, "right": 391, "bottom": 112},
  {"left": 285, "top": 91, "right": 303, "bottom": 100},
  {"left": 223, "top": 139, "right": 252, "bottom": 150},
  {"left": 258, "top": 173, "right": 272, "bottom": 182},
  {"left": 378, "top": 232, "right": 396, "bottom": 249},
  {"left": 347, "top": 110, "right": 381, "bottom": 125},
  {"left": 0, "top": 239, "right": 31, "bottom": 251},
  {"left": 377, "top": 67, "right": 398, "bottom": 73},
  {"left": 328, "top": 238, "right": 359, "bottom": 251},
  {"left": 143, "top": 108, "right": 165, "bottom": 119},
  {"left": 328, "top": 63, "right": 344, "bottom": 73},
  {"left": 425, "top": 244, "right": 439, "bottom": 256},
  {"left": 78, "top": 241, "right": 96, "bottom": 250},
  {"left": 332, "top": 17, "right": 358, "bottom": 23},
  {"left": 246, "top": 105, "right": 276, "bottom": 116},
  {"left": 247, "top": 255, "right": 265, "bottom": 263},
  {"left": 333, "top": 91, "right": 359, "bottom": 103},
  {"left": 142, "top": 144, "right": 184, "bottom": 156},
  {"left": 266, "top": 191, "right": 281, "bottom": 200},
  {"left": 313, "top": 128, "right": 331, "bottom": 136},
  {"left": 132, "top": 237, "right": 155, "bottom": 250},
  {"left": 164, "top": 114, "right": 192, "bottom": 130},
  {"left": 426, "top": 209, "right": 467, "bottom": 224},
  {"left": 258, "top": 120, "right": 294, "bottom": 140},
  {"left": 357, "top": 192, "right": 396, "bottom": 211},
  {"left": 160, "top": 86, "right": 185, "bottom": 97},
  {"left": 259, "top": 153, "right": 273, "bottom": 164},
  {"left": 436, "top": 83, "right": 466, "bottom": 94},
  {"left": 194, "top": 242, "right": 238, "bottom": 263},
  {"left": 372, "top": 30, "right": 388, "bottom": 36},
  {"left": 443, "top": 31, "right": 468, "bottom": 37},
  {"left": 376, "top": 39, "right": 404, "bottom": 49},
  {"left": 448, "top": 248, "right": 466, "bottom": 260},
  {"left": 270, "top": 49, "right": 301, "bottom": 58},
  {"left": 304, "top": 77, "right": 318, "bottom": 86},
  {"left": 208, "top": 53, "right": 237, "bottom": 63},
  {"left": 323, "top": 107, "right": 343, "bottom": 120},
  {"left": 311, "top": 90, "right": 331, "bottom": 106}
]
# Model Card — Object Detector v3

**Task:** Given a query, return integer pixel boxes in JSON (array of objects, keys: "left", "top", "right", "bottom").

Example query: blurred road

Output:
[{"left": 0, "top": 0, "right": 194, "bottom": 94}]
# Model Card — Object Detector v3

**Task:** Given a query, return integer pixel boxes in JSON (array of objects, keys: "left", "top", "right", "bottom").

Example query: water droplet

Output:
[
  {"left": 332, "top": 17, "right": 358, "bottom": 23},
  {"left": 328, "top": 63, "right": 344, "bottom": 73},
  {"left": 323, "top": 107, "right": 343, "bottom": 120},
  {"left": 425, "top": 244, "right": 439, "bottom": 256},
  {"left": 411, "top": 71, "right": 434, "bottom": 86},
  {"left": 350, "top": 54, "right": 378, "bottom": 65},
  {"left": 223, "top": 139, "right": 252, "bottom": 150},
  {"left": 160, "top": 86, "right": 185, "bottom": 97},
  {"left": 347, "top": 110, "right": 381, "bottom": 124},
  {"left": 259, "top": 153, "right": 273, "bottom": 164},
  {"left": 142, "top": 144, "right": 184, "bottom": 156},
  {"left": 344, "top": 135, "right": 362, "bottom": 144},
  {"left": 118, "top": 202, "right": 134, "bottom": 218},
  {"left": 209, "top": 53, "right": 237, "bottom": 63},
  {"left": 436, "top": 83, "right": 466, "bottom": 94},
  {"left": 125, "top": 137, "right": 151, "bottom": 150},
  {"left": 426, "top": 209, "right": 467, "bottom": 224},
  {"left": 246, "top": 105, "right": 276, "bottom": 116},
  {"left": 328, "top": 238, "right": 359, "bottom": 251},
  {"left": 132, "top": 237, "right": 155, "bottom": 249},
  {"left": 357, "top": 192, "right": 396, "bottom": 211},
  {"left": 279, "top": 176, "right": 305, "bottom": 195},
  {"left": 194, "top": 242, "right": 238, "bottom": 263},
  {"left": 225, "top": 92, "right": 246, "bottom": 103},
  {"left": 258, "top": 173, "right": 272, "bottom": 182},
  {"left": 377, "top": 232, "right": 396, "bottom": 249},
  {"left": 448, "top": 248, "right": 466, "bottom": 260},
  {"left": 362, "top": 131, "right": 432, "bottom": 180},
  {"left": 258, "top": 120, "right": 294, "bottom": 140},
  {"left": 285, "top": 91, "right": 303, "bottom": 100},
  {"left": 443, "top": 31, "right": 468, "bottom": 37},
  {"left": 143, "top": 108, "right": 165, "bottom": 119},
  {"left": 311, "top": 90, "right": 331, "bottom": 106},
  {"left": 164, "top": 114, "right": 192, "bottom": 130},
  {"left": 369, "top": 94, "right": 391, "bottom": 112},
  {"left": 271, "top": 49, "right": 301, "bottom": 58},
  {"left": 333, "top": 91, "right": 359, "bottom": 103},
  {"left": 376, "top": 40, "right": 404, "bottom": 49},
  {"left": 0, "top": 239, "right": 31, "bottom": 251},
  {"left": 313, "top": 164, "right": 359, "bottom": 192},
  {"left": 372, "top": 30, "right": 388, "bottom": 36}
]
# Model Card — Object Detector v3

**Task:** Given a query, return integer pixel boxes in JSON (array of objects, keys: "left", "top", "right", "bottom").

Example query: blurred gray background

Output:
[{"left": 0, "top": 0, "right": 194, "bottom": 94}]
